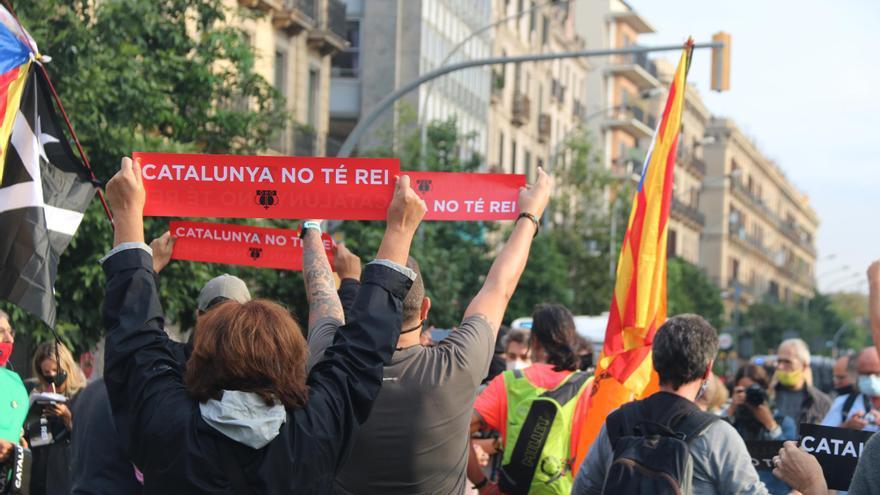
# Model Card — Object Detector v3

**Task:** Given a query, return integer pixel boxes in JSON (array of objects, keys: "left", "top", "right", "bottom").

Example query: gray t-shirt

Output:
[
  {"left": 309, "top": 315, "right": 494, "bottom": 495},
  {"left": 573, "top": 418, "right": 769, "bottom": 495},
  {"left": 849, "top": 429, "right": 880, "bottom": 495}
]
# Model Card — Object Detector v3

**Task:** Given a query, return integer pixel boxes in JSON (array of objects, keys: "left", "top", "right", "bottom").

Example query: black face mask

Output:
[{"left": 835, "top": 384, "right": 855, "bottom": 396}]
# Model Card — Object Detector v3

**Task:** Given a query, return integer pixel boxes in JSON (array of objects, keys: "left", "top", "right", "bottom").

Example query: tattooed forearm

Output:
[{"left": 303, "top": 230, "right": 344, "bottom": 328}]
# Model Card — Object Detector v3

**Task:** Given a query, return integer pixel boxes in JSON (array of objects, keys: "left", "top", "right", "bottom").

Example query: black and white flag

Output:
[{"left": 0, "top": 67, "right": 96, "bottom": 327}]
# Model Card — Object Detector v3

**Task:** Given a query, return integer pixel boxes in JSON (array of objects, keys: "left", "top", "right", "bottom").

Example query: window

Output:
[
  {"left": 730, "top": 258, "right": 740, "bottom": 283},
  {"left": 524, "top": 150, "right": 531, "bottom": 180},
  {"left": 331, "top": 20, "right": 361, "bottom": 77},
  {"left": 667, "top": 229, "right": 678, "bottom": 258},
  {"left": 498, "top": 132, "right": 505, "bottom": 167},
  {"left": 274, "top": 47, "right": 288, "bottom": 99},
  {"left": 511, "top": 139, "right": 518, "bottom": 174},
  {"left": 529, "top": 1, "right": 536, "bottom": 33},
  {"left": 541, "top": 15, "right": 549, "bottom": 45},
  {"left": 307, "top": 68, "right": 320, "bottom": 127}
]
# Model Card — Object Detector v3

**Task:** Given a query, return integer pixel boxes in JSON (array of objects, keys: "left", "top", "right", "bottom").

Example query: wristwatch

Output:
[{"left": 299, "top": 221, "right": 322, "bottom": 239}]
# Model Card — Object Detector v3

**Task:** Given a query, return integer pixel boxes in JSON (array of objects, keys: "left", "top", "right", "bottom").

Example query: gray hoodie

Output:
[{"left": 199, "top": 390, "right": 286, "bottom": 449}]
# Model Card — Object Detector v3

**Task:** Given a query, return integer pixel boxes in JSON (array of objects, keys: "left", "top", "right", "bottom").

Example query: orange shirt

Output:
[{"left": 474, "top": 363, "right": 591, "bottom": 454}]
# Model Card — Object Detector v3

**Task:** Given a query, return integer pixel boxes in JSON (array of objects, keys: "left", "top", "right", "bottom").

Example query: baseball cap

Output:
[{"left": 197, "top": 274, "right": 251, "bottom": 312}]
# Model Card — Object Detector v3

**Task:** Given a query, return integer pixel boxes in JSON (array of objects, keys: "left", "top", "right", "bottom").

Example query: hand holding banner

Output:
[
  {"left": 136, "top": 153, "right": 399, "bottom": 220},
  {"left": 408, "top": 171, "right": 525, "bottom": 221},
  {"left": 170, "top": 221, "right": 333, "bottom": 271}
]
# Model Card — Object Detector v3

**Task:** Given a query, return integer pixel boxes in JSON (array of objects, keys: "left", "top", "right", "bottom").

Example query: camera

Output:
[{"left": 745, "top": 384, "right": 768, "bottom": 407}]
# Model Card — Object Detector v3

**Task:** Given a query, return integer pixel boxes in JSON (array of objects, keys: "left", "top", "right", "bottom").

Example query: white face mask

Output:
[{"left": 507, "top": 359, "right": 531, "bottom": 371}]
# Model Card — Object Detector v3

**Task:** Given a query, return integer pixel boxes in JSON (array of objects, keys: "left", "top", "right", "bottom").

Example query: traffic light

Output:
[{"left": 711, "top": 32, "right": 731, "bottom": 92}]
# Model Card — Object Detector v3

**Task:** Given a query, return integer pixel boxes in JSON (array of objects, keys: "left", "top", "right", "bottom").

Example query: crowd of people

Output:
[{"left": 0, "top": 156, "right": 879, "bottom": 494}]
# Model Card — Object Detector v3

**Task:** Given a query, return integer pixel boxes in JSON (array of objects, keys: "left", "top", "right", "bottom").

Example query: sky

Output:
[{"left": 632, "top": 0, "right": 879, "bottom": 293}]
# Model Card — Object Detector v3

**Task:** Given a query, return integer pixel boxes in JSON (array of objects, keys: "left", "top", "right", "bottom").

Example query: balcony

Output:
[
  {"left": 551, "top": 79, "right": 566, "bottom": 104},
  {"left": 273, "top": 0, "right": 317, "bottom": 34},
  {"left": 308, "top": 0, "right": 348, "bottom": 56},
  {"left": 779, "top": 221, "right": 817, "bottom": 256},
  {"left": 671, "top": 197, "right": 705, "bottom": 228},
  {"left": 512, "top": 92, "right": 530, "bottom": 127},
  {"left": 239, "top": 0, "right": 284, "bottom": 12},
  {"left": 606, "top": 50, "right": 661, "bottom": 90},
  {"left": 728, "top": 224, "right": 776, "bottom": 264},
  {"left": 537, "top": 114, "right": 551, "bottom": 143},
  {"left": 607, "top": 10, "right": 656, "bottom": 34},
  {"left": 603, "top": 106, "right": 652, "bottom": 139},
  {"left": 294, "top": 126, "right": 317, "bottom": 156}
]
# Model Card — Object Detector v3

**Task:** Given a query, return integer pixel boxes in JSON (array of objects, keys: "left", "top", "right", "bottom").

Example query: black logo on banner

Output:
[
  {"left": 416, "top": 179, "right": 432, "bottom": 193},
  {"left": 799, "top": 423, "right": 877, "bottom": 490},
  {"left": 249, "top": 247, "right": 263, "bottom": 260},
  {"left": 256, "top": 190, "right": 277, "bottom": 209}
]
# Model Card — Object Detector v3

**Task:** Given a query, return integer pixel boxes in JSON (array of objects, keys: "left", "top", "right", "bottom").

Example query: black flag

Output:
[{"left": 0, "top": 66, "right": 96, "bottom": 327}]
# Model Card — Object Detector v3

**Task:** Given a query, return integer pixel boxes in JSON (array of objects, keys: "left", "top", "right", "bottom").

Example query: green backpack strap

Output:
[{"left": 498, "top": 371, "right": 590, "bottom": 495}]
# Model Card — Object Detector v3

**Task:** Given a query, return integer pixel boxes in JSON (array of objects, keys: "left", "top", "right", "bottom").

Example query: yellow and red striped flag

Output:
[{"left": 574, "top": 41, "right": 695, "bottom": 468}]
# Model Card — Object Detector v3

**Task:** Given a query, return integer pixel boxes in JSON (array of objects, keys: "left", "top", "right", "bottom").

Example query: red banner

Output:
[
  {"left": 136, "top": 152, "right": 399, "bottom": 220},
  {"left": 408, "top": 172, "right": 525, "bottom": 221},
  {"left": 170, "top": 221, "right": 334, "bottom": 271}
]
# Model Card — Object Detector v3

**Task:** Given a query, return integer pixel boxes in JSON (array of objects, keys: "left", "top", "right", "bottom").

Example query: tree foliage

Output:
[
  {"left": 739, "top": 292, "right": 858, "bottom": 356},
  {"left": 5, "top": 0, "right": 287, "bottom": 348},
  {"left": 667, "top": 257, "right": 725, "bottom": 328}
]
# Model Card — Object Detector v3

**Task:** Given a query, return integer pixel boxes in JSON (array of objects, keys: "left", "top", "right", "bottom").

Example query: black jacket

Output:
[
  {"left": 71, "top": 378, "right": 143, "bottom": 494},
  {"left": 102, "top": 248, "right": 411, "bottom": 494}
]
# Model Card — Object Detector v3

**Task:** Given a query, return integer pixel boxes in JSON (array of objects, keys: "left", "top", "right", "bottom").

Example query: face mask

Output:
[
  {"left": 776, "top": 369, "right": 803, "bottom": 388},
  {"left": 858, "top": 375, "right": 880, "bottom": 398},
  {"left": 0, "top": 342, "right": 11, "bottom": 367},
  {"left": 835, "top": 384, "right": 855, "bottom": 396},
  {"left": 507, "top": 359, "right": 530, "bottom": 371}
]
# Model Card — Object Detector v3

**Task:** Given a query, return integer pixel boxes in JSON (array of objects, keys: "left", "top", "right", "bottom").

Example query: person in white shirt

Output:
[{"left": 820, "top": 347, "right": 880, "bottom": 432}]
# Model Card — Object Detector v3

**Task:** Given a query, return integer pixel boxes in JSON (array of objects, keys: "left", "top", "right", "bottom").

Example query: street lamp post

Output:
[{"left": 336, "top": 41, "right": 725, "bottom": 158}]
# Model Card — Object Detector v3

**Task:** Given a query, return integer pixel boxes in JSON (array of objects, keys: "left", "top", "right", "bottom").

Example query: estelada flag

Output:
[
  {"left": 574, "top": 41, "right": 695, "bottom": 467},
  {"left": 0, "top": 61, "right": 96, "bottom": 328}
]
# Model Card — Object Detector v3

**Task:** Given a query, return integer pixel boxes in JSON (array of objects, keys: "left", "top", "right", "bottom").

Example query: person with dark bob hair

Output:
[
  {"left": 574, "top": 314, "right": 769, "bottom": 494},
  {"left": 100, "top": 157, "right": 427, "bottom": 493},
  {"left": 468, "top": 303, "right": 592, "bottom": 493}
]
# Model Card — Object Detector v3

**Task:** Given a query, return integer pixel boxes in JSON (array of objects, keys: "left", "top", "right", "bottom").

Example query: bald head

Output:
[{"left": 857, "top": 347, "right": 880, "bottom": 375}]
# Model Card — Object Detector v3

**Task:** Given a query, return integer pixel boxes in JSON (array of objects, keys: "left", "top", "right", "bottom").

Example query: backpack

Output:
[
  {"left": 602, "top": 400, "right": 718, "bottom": 495},
  {"left": 840, "top": 393, "right": 871, "bottom": 423},
  {"left": 497, "top": 369, "right": 591, "bottom": 495}
]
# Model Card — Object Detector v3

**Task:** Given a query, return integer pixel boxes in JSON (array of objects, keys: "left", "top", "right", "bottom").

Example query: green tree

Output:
[
  {"left": 740, "top": 292, "right": 849, "bottom": 356},
  {"left": 667, "top": 257, "right": 725, "bottom": 328},
  {"left": 5, "top": 0, "right": 287, "bottom": 348}
]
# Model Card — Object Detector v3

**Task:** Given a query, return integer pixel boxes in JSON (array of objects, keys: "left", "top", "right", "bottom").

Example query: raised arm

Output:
[
  {"left": 463, "top": 167, "right": 552, "bottom": 333},
  {"left": 300, "top": 175, "right": 426, "bottom": 469},
  {"left": 303, "top": 221, "right": 344, "bottom": 329},
  {"left": 102, "top": 157, "right": 189, "bottom": 466},
  {"left": 869, "top": 260, "right": 880, "bottom": 355},
  {"left": 334, "top": 243, "right": 362, "bottom": 323}
]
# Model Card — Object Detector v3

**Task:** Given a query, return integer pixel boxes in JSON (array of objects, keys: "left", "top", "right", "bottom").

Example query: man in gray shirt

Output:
[
  {"left": 573, "top": 314, "right": 769, "bottom": 495},
  {"left": 309, "top": 168, "right": 552, "bottom": 494}
]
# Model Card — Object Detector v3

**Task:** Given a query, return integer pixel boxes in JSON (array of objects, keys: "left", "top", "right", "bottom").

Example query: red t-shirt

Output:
[{"left": 474, "top": 363, "right": 591, "bottom": 453}]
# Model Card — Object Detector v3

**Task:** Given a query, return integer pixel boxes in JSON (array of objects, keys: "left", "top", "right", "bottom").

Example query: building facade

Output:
[
  {"left": 328, "top": 0, "right": 492, "bottom": 158},
  {"left": 700, "top": 118, "right": 818, "bottom": 306},
  {"left": 232, "top": 0, "right": 347, "bottom": 157},
  {"left": 488, "top": 0, "right": 588, "bottom": 180},
  {"left": 573, "top": 0, "right": 661, "bottom": 175}
]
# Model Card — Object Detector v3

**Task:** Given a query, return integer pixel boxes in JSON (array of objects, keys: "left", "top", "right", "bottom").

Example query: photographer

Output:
[{"left": 725, "top": 364, "right": 796, "bottom": 494}]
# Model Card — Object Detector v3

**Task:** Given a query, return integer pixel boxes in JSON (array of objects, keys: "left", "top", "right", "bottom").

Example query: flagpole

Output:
[{"left": 2, "top": 0, "right": 114, "bottom": 227}]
